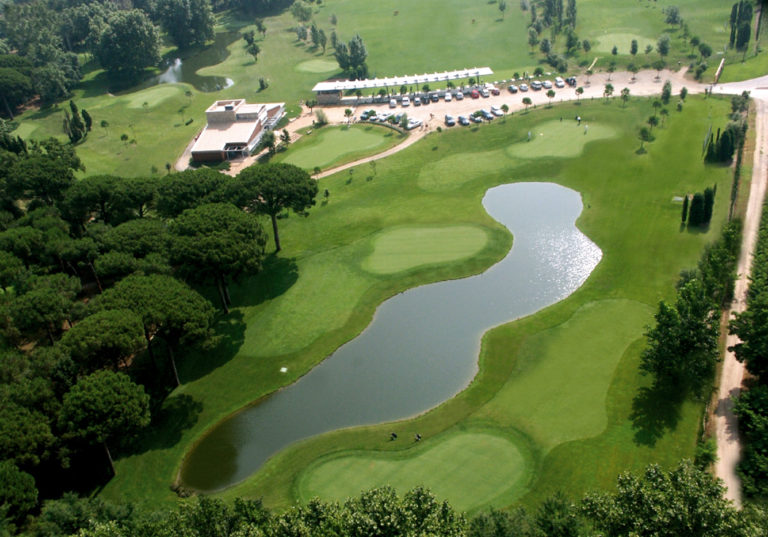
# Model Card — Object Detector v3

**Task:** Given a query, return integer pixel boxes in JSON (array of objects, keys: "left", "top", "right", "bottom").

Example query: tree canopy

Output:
[
  {"left": 96, "top": 10, "right": 160, "bottom": 82},
  {"left": 232, "top": 163, "right": 318, "bottom": 252}
]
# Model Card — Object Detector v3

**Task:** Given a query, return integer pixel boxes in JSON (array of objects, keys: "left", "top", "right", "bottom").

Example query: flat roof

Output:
[
  {"left": 192, "top": 121, "right": 261, "bottom": 153},
  {"left": 312, "top": 67, "right": 494, "bottom": 92}
]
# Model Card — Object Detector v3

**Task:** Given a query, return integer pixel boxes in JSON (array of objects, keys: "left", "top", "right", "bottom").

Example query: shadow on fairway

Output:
[
  {"left": 180, "top": 310, "right": 248, "bottom": 384},
  {"left": 131, "top": 394, "right": 205, "bottom": 455},
  {"left": 631, "top": 383, "right": 685, "bottom": 446},
  {"left": 231, "top": 254, "right": 299, "bottom": 308}
]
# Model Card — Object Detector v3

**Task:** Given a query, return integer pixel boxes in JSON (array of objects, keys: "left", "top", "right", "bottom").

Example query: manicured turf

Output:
[
  {"left": 295, "top": 59, "right": 339, "bottom": 73},
  {"left": 505, "top": 120, "right": 617, "bottom": 159},
  {"left": 100, "top": 97, "right": 736, "bottom": 515},
  {"left": 276, "top": 124, "right": 402, "bottom": 170},
  {"left": 591, "top": 33, "right": 656, "bottom": 55},
  {"left": 297, "top": 431, "right": 530, "bottom": 512},
  {"left": 362, "top": 225, "right": 488, "bottom": 274}
]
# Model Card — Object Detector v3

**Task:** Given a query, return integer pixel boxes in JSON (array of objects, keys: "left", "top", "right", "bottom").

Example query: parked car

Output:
[
  {"left": 458, "top": 115, "right": 470, "bottom": 126},
  {"left": 481, "top": 109, "right": 493, "bottom": 120},
  {"left": 406, "top": 118, "right": 422, "bottom": 130},
  {"left": 471, "top": 113, "right": 483, "bottom": 123},
  {"left": 554, "top": 77, "right": 565, "bottom": 88},
  {"left": 444, "top": 92, "right": 452, "bottom": 102},
  {"left": 360, "top": 110, "right": 372, "bottom": 120},
  {"left": 542, "top": 80, "right": 553, "bottom": 89},
  {"left": 455, "top": 91, "right": 464, "bottom": 100},
  {"left": 480, "top": 87, "right": 490, "bottom": 97},
  {"left": 531, "top": 81, "right": 542, "bottom": 90},
  {"left": 491, "top": 87, "right": 500, "bottom": 95},
  {"left": 508, "top": 84, "right": 518, "bottom": 93},
  {"left": 420, "top": 95, "right": 430, "bottom": 106},
  {"left": 566, "top": 76, "right": 577, "bottom": 87},
  {"left": 389, "top": 99, "right": 397, "bottom": 108},
  {"left": 430, "top": 93, "right": 439, "bottom": 102},
  {"left": 401, "top": 96, "right": 410, "bottom": 107},
  {"left": 519, "top": 83, "right": 529, "bottom": 92},
  {"left": 413, "top": 97, "right": 421, "bottom": 106},
  {"left": 490, "top": 105, "right": 503, "bottom": 117},
  {"left": 471, "top": 89, "right": 480, "bottom": 99},
  {"left": 444, "top": 114, "right": 456, "bottom": 126}
]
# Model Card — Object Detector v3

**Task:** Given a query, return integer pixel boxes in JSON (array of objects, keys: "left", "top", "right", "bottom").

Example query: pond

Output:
[
  {"left": 180, "top": 182, "right": 603, "bottom": 492},
  {"left": 146, "top": 32, "right": 238, "bottom": 92}
]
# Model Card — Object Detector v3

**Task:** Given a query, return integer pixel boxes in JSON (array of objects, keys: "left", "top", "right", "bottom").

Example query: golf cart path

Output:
[{"left": 710, "top": 80, "right": 768, "bottom": 507}]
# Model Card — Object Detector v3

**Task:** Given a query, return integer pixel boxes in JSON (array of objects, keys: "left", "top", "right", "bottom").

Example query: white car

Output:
[
  {"left": 401, "top": 96, "right": 410, "bottom": 107},
  {"left": 491, "top": 105, "right": 504, "bottom": 117},
  {"left": 444, "top": 92, "right": 452, "bottom": 102},
  {"left": 554, "top": 77, "right": 565, "bottom": 88},
  {"left": 389, "top": 99, "right": 397, "bottom": 108},
  {"left": 406, "top": 118, "right": 422, "bottom": 130}
]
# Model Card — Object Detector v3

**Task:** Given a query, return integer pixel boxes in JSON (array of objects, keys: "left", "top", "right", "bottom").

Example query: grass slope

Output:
[
  {"left": 101, "top": 96, "right": 734, "bottom": 514},
  {"left": 275, "top": 124, "right": 403, "bottom": 171}
]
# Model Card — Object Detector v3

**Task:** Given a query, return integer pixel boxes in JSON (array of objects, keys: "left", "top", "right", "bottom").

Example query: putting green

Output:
[
  {"left": 120, "top": 85, "right": 183, "bottom": 109},
  {"left": 479, "top": 299, "right": 652, "bottom": 448},
  {"left": 297, "top": 431, "right": 529, "bottom": 512},
  {"left": 417, "top": 149, "right": 509, "bottom": 191},
  {"left": 506, "top": 120, "right": 616, "bottom": 159},
  {"left": 295, "top": 59, "right": 339, "bottom": 73},
  {"left": 280, "top": 125, "right": 397, "bottom": 170},
  {"left": 591, "top": 32, "right": 656, "bottom": 54},
  {"left": 362, "top": 225, "right": 488, "bottom": 274}
]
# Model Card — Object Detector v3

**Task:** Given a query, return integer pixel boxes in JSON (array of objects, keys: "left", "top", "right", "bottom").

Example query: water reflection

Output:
[{"left": 180, "top": 182, "right": 602, "bottom": 491}]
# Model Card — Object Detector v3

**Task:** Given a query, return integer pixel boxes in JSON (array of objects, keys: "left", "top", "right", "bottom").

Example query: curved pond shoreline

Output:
[{"left": 180, "top": 182, "right": 603, "bottom": 492}]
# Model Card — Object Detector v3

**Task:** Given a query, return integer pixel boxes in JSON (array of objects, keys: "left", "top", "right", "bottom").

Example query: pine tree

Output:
[
  {"left": 703, "top": 187, "right": 715, "bottom": 225},
  {"left": 688, "top": 192, "right": 705, "bottom": 227}
]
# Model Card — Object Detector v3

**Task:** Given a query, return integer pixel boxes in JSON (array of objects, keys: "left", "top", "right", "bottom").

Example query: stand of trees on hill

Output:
[{"left": 0, "top": 130, "right": 317, "bottom": 530}]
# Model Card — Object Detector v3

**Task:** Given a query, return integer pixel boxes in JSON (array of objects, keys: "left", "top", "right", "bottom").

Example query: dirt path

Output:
[{"left": 709, "top": 91, "right": 768, "bottom": 506}]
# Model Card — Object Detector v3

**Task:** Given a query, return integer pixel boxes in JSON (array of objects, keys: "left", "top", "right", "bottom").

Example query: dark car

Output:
[
  {"left": 491, "top": 87, "right": 500, "bottom": 95},
  {"left": 481, "top": 109, "right": 493, "bottom": 120},
  {"left": 566, "top": 76, "right": 577, "bottom": 87},
  {"left": 508, "top": 84, "right": 519, "bottom": 93},
  {"left": 430, "top": 93, "right": 439, "bottom": 102},
  {"left": 444, "top": 114, "right": 456, "bottom": 126},
  {"left": 458, "top": 115, "right": 470, "bottom": 126}
]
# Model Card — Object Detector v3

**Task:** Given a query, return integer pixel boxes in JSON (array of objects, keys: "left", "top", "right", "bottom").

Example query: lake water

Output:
[
  {"left": 148, "top": 32, "right": 237, "bottom": 92},
  {"left": 180, "top": 182, "right": 602, "bottom": 492}
]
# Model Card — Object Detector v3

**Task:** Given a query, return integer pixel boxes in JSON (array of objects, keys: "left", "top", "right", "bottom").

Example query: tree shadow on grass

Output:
[
  {"left": 180, "top": 309, "right": 247, "bottom": 384},
  {"left": 122, "top": 393, "right": 205, "bottom": 456},
  {"left": 230, "top": 254, "right": 299, "bottom": 308},
  {"left": 630, "top": 382, "right": 686, "bottom": 446}
]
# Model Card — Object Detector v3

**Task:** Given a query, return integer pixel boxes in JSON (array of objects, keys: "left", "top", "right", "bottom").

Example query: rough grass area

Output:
[
  {"left": 276, "top": 124, "right": 402, "bottom": 171},
  {"left": 297, "top": 431, "right": 530, "bottom": 513},
  {"left": 100, "top": 96, "right": 734, "bottom": 514},
  {"left": 362, "top": 225, "right": 488, "bottom": 274}
]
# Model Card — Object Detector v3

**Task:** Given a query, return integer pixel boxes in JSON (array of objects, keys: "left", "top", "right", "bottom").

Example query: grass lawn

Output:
[
  {"left": 274, "top": 124, "right": 404, "bottom": 171},
  {"left": 12, "top": 0, "right": 753, "bottom": 177},
  {"left": 101, "top": 95, "right": 735, "bottom": 514},
  {"left": 362, "top": 225, "right": 488, "bottom": 275}
]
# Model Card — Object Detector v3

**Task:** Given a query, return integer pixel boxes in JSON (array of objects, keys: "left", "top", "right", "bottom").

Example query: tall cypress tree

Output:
[
  {"left": 703, "top": 187, "right": 715, "bottom": 225},
  {"left": 689, "top": 192, "right": 705, "bottom": 227}
]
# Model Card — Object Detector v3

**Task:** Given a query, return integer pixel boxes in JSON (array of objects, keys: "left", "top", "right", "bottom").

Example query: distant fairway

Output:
[
  {"left": 279, "top": 125, "right": 401, "bottom": 170},
  {"left": 591, "top": 33, "right": 655, "bottom": 54},
  {"left": 120, "top": 85, "right": 183, "bottom": 109},
  {"left": 506, "top": 120, "right": 616, "bottom": 159},
  {"left": 363, "top": 225, "right": 488, "bottom": 274},
  {"left": 296, "top": 59, "right": 339, "bottom": 73},
  {"left": 297, "top": 432, "right": 530, "bottom": 512}
]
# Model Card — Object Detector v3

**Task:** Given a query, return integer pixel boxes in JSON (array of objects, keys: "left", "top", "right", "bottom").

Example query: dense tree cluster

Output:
[
  {"left": 682, "top": 186, "right": 716, "bottom": 228},
  {"left": 729, "top": 0, "right": 753, "bottom": 51},
  {"left": 0, "top": 0, "right": 221, "bottom": 111},
  {"left": 641, "top": 219, "right": 742, "bottom": 394},
  {"left": 732, "top": 205, "right": 768, "bottom": 498},
  {"left": 9, "top": 462, "right": 768, "bottom": 536},
  {"left": 0, "top": 130, "right": 316, "bottom": 530},
  {"left": 334, "top": 34, "right": 369, "bottom": 80}
]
